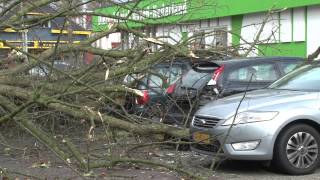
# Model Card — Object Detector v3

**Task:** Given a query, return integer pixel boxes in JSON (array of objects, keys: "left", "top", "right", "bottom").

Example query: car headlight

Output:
[{"left": 222, "top": 111, "right": 278, "bottom": 126}]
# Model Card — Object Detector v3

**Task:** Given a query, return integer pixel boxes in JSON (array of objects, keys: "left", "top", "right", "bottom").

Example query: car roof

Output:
[
  {"left": 153, "top": 56, "right": 306, "bottom": 69},
  {"left": 214, "top": 56, "right": 305, "bottom": 65},
  {"left": 153, "top": 57, "right": 192, "bottom": 66}
]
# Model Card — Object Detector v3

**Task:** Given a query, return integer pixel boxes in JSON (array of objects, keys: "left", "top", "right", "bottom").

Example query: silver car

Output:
[{"left": 190, "top": 62, "right": 320, "bottom": 175}]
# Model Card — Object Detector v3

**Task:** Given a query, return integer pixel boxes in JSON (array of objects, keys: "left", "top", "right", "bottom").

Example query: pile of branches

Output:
[{"left": 0, "top": 0, "right": 210, "bottom": 179}]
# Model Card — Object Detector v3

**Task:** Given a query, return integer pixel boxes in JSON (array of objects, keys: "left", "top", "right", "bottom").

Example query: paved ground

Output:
[
  {"left": 1, "top": 130, "right": 320, "bottom": 180},
  {"left": 214, "top": 160, "right": 320, "bottom": 180},
  {"left": 178, "top": 152, "right": 320, "bottom": 180},
  {"left": 2, "top": 151, "right": 320, "bottom": 179}
]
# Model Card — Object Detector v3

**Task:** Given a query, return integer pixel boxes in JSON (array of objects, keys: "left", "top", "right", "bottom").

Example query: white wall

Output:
[
  {"left": 307, "top": 6, "right": 320, "bottom": 56},
  {"left": 99, "top": 36, "right": 108, "bottom": 49},
  {"left": 241, "top": 12, "right": 280, "bottom": 44},
  {"left": 280, "top": 10, "right": 292, "bottom": 42},
  {"left": 94, "top": 32, "right": 121, "bottom": 50},
  {"left": 94, "top": 16, "right": 232, "bottom": 50},
  {"left": 238, "top": 8, "right": 308, "bottom": 56},
  {"left": 238, "top": 8, "right": 307, "bottom": 46},
  {"left": 293, "top": 8, "right": 306, "bottom": 42},
  {"left": 109, "top": 32, "right": 121, "bottom": 48},
  {"left": 153, "top": 18, "right": 232, "bottom": 48},
  {"left": 219, "top": 17, "right": 232, "bottom": 46},
  {"left": 168, "top": 25, "right": 182, "bottom": 44},
  {"left": 279, "top": 8, "right": 306, "bottom": 43}
]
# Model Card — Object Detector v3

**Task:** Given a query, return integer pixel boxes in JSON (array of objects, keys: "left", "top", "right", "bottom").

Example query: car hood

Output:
[{"left": 196, "top": 89, "right": 319, "bottom": 119}]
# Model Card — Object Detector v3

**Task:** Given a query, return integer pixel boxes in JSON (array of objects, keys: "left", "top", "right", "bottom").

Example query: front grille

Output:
[{"left": 193, "top": 116, "right": 220, "bottom": 128}]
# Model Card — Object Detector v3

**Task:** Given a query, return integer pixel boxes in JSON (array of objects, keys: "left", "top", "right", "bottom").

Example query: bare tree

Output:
[{"left": 0, "top": 1, "right": 318, "bottom": 179}]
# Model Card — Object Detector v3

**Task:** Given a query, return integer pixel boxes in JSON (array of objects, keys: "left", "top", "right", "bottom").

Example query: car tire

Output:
[{"left": 273, "top": 124, "right": 320, "bottom": 175}]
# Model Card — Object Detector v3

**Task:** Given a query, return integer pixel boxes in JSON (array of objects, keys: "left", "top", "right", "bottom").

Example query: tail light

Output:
[
  {"left": 166, "top": 83, "right": 176, "bottom": 94},
  {"left": 136, "top": 90, "right": 150, "bottom": 105},
  {"left": 212, "top": 65, "right": 225, "bottom": 81}
]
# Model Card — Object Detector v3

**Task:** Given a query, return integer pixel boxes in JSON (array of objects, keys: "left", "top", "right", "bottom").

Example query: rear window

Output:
[
  {"left": 181, "top": 69, "right": 211, "bottom": 88},
  {"left": 228, "top": 64, "right": 278, "bottom": 82},
  {"left": 148, "top": 66, "right": 183, "bottom": 88}
]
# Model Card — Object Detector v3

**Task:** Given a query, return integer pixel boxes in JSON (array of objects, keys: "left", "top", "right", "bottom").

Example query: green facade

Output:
[
  {"left": 258, "top": 42, "right": 307, "bottom": 58},
  {"left": 93, "top": 0, "right": 320, "bottom": 31},
  {"left": 231, "top": 15, "right": 243, "bottom": 47},
  {"left": 93, "top": 0, "right": 320, "bottom": 58}
]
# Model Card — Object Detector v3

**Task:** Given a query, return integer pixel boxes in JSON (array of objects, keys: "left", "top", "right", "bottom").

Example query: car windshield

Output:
[
  {"left": 181, "top": 69, "right": 211, "bottom": 88},
  {"left": 269, "top": 64, "right": 320, "bottom": 91}
]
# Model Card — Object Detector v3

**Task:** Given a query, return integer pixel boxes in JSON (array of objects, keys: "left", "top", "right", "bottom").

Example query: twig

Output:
[
  {"left": 0, "top": 167, "right": 42, "bottom": 180},
  {"left": 90, "top": 158, "right": 205, "bottom": 180}
]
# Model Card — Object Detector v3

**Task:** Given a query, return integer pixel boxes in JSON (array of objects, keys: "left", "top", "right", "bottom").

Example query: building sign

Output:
[
  {"left": 97, "top": 0, "right": 187, "bottom": 25},
  {"left": 93, "top": 0, "right": 189, "bottom": 30}
]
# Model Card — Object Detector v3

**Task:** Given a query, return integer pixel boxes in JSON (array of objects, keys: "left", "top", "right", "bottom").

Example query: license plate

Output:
[{"left": 193, "top": 132, "right": 210, "bottom": 144}]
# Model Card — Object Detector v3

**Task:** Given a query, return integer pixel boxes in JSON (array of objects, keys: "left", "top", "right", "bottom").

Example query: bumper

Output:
[
  {"left": 190, "top": 121, "right": 277, "bottom": 161},
  {"left": 163, "top": 112, "right": 190, "bottom": 125},
  {"left": 163, "top": 101, "right": 193, "bottom": 125}
]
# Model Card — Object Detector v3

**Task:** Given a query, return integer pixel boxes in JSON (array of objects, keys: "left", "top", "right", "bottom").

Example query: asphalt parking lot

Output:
[
  {"left": 2, "top": 149, "right": 320, "bottom": 179},
  {"left": 213, "top": 160, "right": 320, "bottom": 180},
  {"left": 180, "top": 152, "right": 320, "bottom": 180}
]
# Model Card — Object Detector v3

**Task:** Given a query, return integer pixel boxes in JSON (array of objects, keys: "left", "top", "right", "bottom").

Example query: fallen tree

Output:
[
  {"left": 0, "top": 1, "right": 203, "bottom": 178},
  {"left": 3, "top": 1, "right": 319, "bottom": 179}
]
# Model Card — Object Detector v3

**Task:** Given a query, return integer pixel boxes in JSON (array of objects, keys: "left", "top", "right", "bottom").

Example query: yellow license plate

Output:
[{"left": 193, "top": 132, "right": 210, "bottom": 144}]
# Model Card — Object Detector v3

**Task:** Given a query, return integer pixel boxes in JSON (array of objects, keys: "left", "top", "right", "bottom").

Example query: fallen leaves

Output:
[{"left": 31, "top": 161, "right": 51, "bottom": 169}]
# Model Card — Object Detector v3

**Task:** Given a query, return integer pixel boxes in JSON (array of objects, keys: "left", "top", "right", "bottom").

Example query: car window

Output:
[
  {"left": 270, "top": 65, "right": 320, "bottom": 91},
  {"left": 148, "top": 65, "right": 183, "bottom": 88},
  {"left": 148, "top": 68, "right": 166, "bottom": 88},
  {"left": 167, "top": 67, "right": 183, "bottom": 84},
  {"left": 227, "top": 64, "right": 278, "bottom": 82},
  {"left": 181, "top": 69, "right": 211, "bottom": 88},
  {"left": 148, "top": 75, "right": 163, "bottom": 88},
  {"left": 278, "top": 61, "right": 301, "bottom": 74}
]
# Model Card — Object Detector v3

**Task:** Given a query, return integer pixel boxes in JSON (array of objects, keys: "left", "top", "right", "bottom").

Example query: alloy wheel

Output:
[{"left": 286, "top": 132, "right": 319, "bottom": 169}]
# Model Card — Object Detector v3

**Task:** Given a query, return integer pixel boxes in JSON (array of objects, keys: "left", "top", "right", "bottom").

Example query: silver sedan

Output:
[{"left": 190, "top": 62, "right": 320, "bottom": 175}]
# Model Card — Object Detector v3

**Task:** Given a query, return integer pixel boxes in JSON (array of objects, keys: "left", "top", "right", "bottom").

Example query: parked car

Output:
[
  {"left": 190, "top": 60, "right": 320, "bottom": 175},
  {"left": 124, "top": 54, "right": 228, "bottom": 119},
  {"left": 29, "top": 61, "right": 72, "bottom": 76},
  {"left": 163, "top": 60, "right": 221, "bottom": 124},
  {"left": 164, "top": 57, "right": 305, "bottom": 125},
  {"left": 123, "top": 58, "right": 192, "bottom": 118}
]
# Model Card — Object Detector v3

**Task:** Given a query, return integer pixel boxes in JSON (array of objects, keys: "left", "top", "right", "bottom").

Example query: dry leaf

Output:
[
  {"left": 105, "top": 68, "right": 109, "bottom": 80},
  {"left": 32, "top": 161, "right": 51, "bottom": 168},
  {"left": 83, "top": 171, "right": 94, "bottom": 177},
  {"left": 189, "top": 51, "right": 199, "bottom": 58}
]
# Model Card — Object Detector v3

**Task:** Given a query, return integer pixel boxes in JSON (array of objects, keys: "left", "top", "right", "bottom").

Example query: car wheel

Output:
[{"left": 273, "top": 124, "right": 320, "bottom": 175}]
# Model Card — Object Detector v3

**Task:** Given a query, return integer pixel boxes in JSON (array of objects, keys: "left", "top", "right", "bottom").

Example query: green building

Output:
[{"left": 93, "top": 0, "right": 320, "bottom": 58}]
